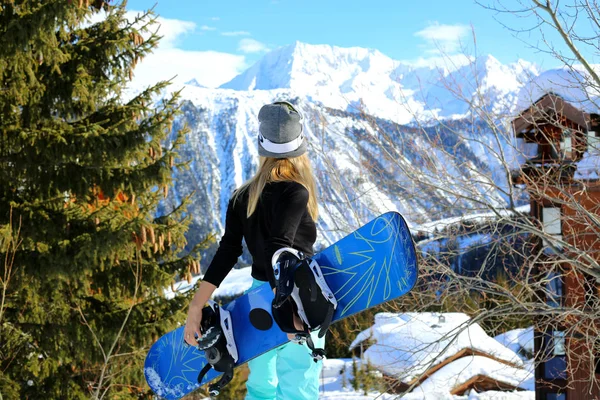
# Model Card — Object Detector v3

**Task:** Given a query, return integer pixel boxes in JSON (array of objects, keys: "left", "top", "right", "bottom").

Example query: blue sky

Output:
[{"left": 124, "top": 0, "right": 568, "bottom": 88}]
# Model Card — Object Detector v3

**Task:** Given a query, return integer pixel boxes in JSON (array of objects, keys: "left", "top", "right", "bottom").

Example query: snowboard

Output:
[{"left": 145, "top": 211, "right": 418, "bottom": 399}]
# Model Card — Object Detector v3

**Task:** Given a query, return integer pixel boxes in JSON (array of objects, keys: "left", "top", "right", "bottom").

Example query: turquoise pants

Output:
[{"left": 244, "top": 279, "right": 325, "bottom": 400}]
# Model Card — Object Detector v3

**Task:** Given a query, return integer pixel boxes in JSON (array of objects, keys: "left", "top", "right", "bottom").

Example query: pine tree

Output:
[
  {"left": 0, "top": 2, "right": 202, "bottom": 398},
  {"left": 350, "top": 358, "right": 360, "bottom": 391}
]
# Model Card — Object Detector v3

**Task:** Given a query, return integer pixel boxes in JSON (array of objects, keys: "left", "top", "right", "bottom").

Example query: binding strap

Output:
[
  {"left": 317, "top": 303, "right": 335, "bottom": 339},
  {"left": 195, "top": 302, "right": 238, "bottom": 396},
  {"left": 271, "top": 247, "right": 338, "bottom": 362},
  {"left": 292, "top": 332, "right": 327, "bottom": 362}
]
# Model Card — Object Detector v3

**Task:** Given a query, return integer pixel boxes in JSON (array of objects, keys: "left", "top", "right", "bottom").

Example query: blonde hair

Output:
[{"left": 234, "top": 154, "right": 318, "bottom": 221}]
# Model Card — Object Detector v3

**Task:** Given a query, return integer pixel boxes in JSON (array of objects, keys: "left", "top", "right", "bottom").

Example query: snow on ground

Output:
[
  {"left": 318, "top": 358, "right": 534, "bottom": 400},
  {"left": 319, "top": 358, "right": 395, "bottom": 400},
  {"left": 164, "top": 266, "right": 253, "bottom": 300},
  {"left": 349, "top": 313, "right": 523, "bottom": 382}
]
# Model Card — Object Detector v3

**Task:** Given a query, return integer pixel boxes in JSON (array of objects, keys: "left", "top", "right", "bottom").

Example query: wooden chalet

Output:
[{"left": 511, "top": 92, "right": 600, "bottom": 400}]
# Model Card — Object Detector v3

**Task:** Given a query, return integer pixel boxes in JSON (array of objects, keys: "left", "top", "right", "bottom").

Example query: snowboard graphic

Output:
[{"left": 145, "top": 211, "right": 418, "bottom": 399}]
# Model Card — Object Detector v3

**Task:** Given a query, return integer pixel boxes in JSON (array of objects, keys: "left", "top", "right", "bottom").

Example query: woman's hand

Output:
[
  {"left": 184, "top": 307, "right": 202, "bottom": 346},
  {"left": 183, "top": 281, "right": 217, "bottom": 346}
]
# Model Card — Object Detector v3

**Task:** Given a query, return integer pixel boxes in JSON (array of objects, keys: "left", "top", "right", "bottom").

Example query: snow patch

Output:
[
  {"left": 164, "top": 267, "right": 253, "bottom": 300},
  {"left": 145, "top": 367, "right": 186, "bottom": 398}
]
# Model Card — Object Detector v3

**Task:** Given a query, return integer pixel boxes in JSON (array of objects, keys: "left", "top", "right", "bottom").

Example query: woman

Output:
[{"left": 184, "top": 100, "right": 324, "bottom": 400}]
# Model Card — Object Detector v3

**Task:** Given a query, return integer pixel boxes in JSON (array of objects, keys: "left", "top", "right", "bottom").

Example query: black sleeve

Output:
[
  {"left": 203, "top": 197, "right": 244, "bottom": 288},
  {"left": 264, "top": 182, "right": 309, "bottom": 286}
]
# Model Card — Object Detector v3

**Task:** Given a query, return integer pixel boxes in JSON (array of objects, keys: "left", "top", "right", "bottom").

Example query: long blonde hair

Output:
[{"left": 234, "top": 154, "right": 319, "bottom": 221}]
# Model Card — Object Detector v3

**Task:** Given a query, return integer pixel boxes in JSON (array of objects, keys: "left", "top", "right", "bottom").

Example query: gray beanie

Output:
[{"left": 258, "top": 101, "right": 307, "bottom": 158}]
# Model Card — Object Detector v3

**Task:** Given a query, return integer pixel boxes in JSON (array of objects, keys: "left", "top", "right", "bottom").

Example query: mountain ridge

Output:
[{"left": 216, "top": 41, "right": 539, "bottom": 124}]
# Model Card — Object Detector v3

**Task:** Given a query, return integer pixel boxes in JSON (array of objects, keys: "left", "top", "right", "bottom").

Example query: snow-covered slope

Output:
[{"left": 165, "top": 86, "right": 517, "bottom": 262}]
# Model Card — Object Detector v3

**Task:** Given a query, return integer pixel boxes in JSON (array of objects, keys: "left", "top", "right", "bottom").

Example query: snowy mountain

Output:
[
  {"left": 184, "top": 78, "right": 207, "bottom": 88},
  {"left": 220, "top": 42, "right": 539, "bottom": 123},
  {"left": 160, "top": 42, "right": 547, "bottom": 265}
]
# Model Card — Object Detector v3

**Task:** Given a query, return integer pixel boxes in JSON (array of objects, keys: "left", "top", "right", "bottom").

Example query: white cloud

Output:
[
  {"left": 153, "top": 15, "right": 196, "bottom": 48},
  {"left": 130, "top": 49, "right": 246, "bottom": 89},
  {"left": 210, "top": 17, "right": 220, "bottom": 21},
  {"left": 222, "top": 31, "right": 251, "bottom": 37},
  {"left": 120, "top": 11, "right": 247, "bottom": 89},
  {"left": 200, "top": 25, "right": 217, "bottom": 31},
  {"left": 238, "top": 38, "right": 269, "bottom": 54},
  {"left": 87, "top": 11, "right": 196, "bottom": 48},
  {"left": 415, "top": 22, "right": 471, "bottom": 55}
]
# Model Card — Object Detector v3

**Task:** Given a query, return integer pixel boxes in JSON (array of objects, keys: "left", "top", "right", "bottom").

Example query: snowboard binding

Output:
[
  {"left": 271, "top": 247, "right": 338, "bottom": 362},
  {"left": 272, "top": 249, "right": 302, "bottom": 308},
  {"left": 195, "top": 301, "right": 238, "bottom": 397}
]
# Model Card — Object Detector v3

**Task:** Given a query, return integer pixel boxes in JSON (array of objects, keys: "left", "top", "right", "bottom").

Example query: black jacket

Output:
[{"left": 203, "top": 181, "right": 317, "bottom": 288}]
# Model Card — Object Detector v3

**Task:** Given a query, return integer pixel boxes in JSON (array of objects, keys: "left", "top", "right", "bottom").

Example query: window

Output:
[
  {"left": 546, "top": 272, "right": 564, "bottom": 307},
  {"left": 543, "top": 330, "right": 567, "bottom": 380},
  {"left": 552, "top": 331, "right": 566, "bottom": 356},
  {"left": 588, "top": 131, "right": 599, "bottom": 151},
  {"left": 542, "top": 208, "right": 561, "bottom": 235},
  {"left": 516, "top": 138, "right": 539, "bottom": 163},
  {"left": 561, "top": 129, "right": 572, "bottom": 159},
  {"left": 546, "top": 393, "right": 566, "bottom": 400},
  {"left": 542, "top": 207, "right": 563, "bottom": 254},
  {"left": 544, "top": 359, "right": 567, "bottom": 380}
]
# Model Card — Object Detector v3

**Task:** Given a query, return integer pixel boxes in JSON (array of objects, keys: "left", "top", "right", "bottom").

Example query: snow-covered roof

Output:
[
  {"left": 512, "top": 92, "right": 590, "bottom": 135},
  {"left": 318, "top": 357, "right": 534, "bottom": 400},
  {"left": 349, "top": 313, "right": 523, "bottom": 383},
  {"left": 495, "top": 327, "right": 534, "bottom": 361},
  {"left": 415, "top": 355, "right": 532, "bottom": 395},
  {"left": 575, "top": 151, "right": 600, "bottom": 180},
  {"left": 516, "top": 66, "right": 600, "bottom": 114},
  {"left": 411, "top": 205, "right": 530, "bottom": 235}
]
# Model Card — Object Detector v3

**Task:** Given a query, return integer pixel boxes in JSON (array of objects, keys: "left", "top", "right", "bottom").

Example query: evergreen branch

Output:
[{"left": 0, "top": 1, "right": 191, "bottom": 395}]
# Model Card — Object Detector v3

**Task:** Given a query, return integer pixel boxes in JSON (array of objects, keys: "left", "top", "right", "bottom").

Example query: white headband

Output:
[{"left": 258, "top": 132, "right": 304, "bottom": 154}]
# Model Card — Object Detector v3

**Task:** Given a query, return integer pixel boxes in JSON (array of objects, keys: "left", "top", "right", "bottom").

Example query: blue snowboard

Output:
[{"left": 145, "top": 211, "right": 418, "bottom": 399}]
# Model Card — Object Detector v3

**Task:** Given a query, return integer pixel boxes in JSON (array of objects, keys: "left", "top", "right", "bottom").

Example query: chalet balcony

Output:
[{"left": 511, "top": 160, "right": 577, "bottom": 185}]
